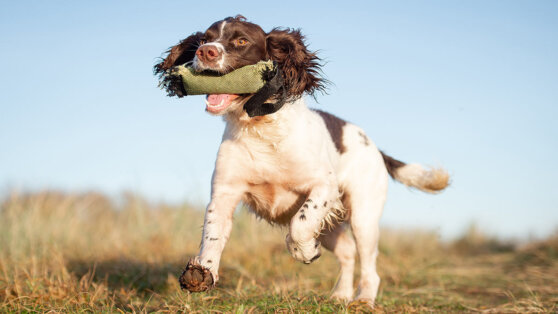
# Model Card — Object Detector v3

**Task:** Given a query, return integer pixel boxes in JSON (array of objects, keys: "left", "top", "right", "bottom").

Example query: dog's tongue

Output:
[
  {"left": 207, "top": 94, "right": 231, "bottom": 106},
  {"left": 206, "top": 94, "right": 239, "bottom": 113}
]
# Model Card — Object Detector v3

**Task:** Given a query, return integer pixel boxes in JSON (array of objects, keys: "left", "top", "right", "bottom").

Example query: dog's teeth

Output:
[
  {"left": 219, "top": 99, "right": 224, "bottom": 107},
  {"left": 205, "top": 99, "right": 210, "bottom": 106}
]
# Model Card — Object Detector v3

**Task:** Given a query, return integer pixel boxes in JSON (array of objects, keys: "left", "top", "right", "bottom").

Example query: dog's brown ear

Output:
[
  {"left": 266, "top": 28, "right": 325, "bottom": 97},
  {"left": 154, "top": 32, "right": 204, "bottom": 76}
]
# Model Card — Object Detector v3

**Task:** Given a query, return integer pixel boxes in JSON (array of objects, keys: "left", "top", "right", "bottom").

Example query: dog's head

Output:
[{"left": 154, "top": 15, "right": 325, "bottom": 116}]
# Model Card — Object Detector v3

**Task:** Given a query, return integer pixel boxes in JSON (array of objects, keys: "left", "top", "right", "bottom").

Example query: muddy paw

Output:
[{"left": 179, "top": 258, "right": 214, "bottom": 292}]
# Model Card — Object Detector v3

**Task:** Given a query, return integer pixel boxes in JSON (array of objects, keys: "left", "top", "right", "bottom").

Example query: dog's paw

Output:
[
  {"left": 285, "top": 234, "right": 322, "bottom": 264},
  {"left": 179, "top": 257, "right": 215, "bottom": 292}
]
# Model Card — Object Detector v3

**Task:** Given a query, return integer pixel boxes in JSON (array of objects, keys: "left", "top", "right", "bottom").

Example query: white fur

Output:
[
  {"left": 217, "top": 21, "right": 227, "bottom": 40},
  {"left": 194, "top": 97, "right": 394, "bottom": 305},
  {"left": 394, "top": 163, "right": 449, "bottom": 193}
]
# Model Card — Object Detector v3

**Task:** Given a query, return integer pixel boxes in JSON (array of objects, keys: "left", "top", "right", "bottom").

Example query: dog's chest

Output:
[
  {"left": 236, "top": 131, "right": 311, "bottom": 224},
  {"left": 243, "top": 181, "right": 307, "bottom": 225},
  {"left": 223, "top": 107, "right": 324, "bottom": 224}
]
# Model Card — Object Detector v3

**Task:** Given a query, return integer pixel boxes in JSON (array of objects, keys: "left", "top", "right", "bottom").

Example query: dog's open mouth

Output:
[{"left": 205, "top": 94, "right": 240, "bottom": 114}]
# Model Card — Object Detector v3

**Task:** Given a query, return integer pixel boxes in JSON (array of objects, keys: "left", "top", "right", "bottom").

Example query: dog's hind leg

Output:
[
  {"left": 347, "top": 177, "right": 387, "bottom": 306},
  {"left": 336, "top": 135, "right": 389, "bottom": 306},
  {"left": 319, "top": 223, "right": 356, "bottom": 301}
]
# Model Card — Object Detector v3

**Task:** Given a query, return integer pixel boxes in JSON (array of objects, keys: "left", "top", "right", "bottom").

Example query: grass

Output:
[{"left": 0, "top": 191, "right": 556, "bottom": 313}]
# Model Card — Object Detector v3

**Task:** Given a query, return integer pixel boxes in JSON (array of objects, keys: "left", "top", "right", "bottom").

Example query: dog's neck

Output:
[{"left": 222, "top": 98, "right": 306, "bottom": 144}]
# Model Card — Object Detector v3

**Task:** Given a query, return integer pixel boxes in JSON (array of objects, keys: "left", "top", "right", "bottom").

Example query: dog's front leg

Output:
[
  {"left": 286, "top": 182, "right": 341, "bottom": 264},
  {"left": 179, "top": 186, "right": 243, "bottom": 292}
]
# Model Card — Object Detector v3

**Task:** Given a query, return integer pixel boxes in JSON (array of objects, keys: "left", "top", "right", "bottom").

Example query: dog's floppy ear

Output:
[
  {"left": 154, "top": 32, "right": 204, "bottom": 76},
  {"left": 266, "top": 28, "right": 324, "bottom": 98}
]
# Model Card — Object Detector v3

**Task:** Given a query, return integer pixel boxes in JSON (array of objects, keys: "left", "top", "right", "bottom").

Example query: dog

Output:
[{"left": 154, "top": 15, "right": 449, "bottom": 305}]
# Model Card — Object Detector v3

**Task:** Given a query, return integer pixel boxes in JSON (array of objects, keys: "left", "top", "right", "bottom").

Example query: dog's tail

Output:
[{"left": 380, "top": 151, "right": 449, "bottom": 193}]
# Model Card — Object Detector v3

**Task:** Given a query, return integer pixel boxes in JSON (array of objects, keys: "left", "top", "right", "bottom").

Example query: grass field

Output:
[{"left": 1, "top": 191, "right": 556, "bottom": 313}]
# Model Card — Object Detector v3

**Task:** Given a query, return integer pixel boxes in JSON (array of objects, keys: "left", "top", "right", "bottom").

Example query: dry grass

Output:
[{"left": 0, "top": 191, "right": 556, "bottom": 313}]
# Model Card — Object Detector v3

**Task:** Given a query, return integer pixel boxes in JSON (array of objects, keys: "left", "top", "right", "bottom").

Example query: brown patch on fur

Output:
[
  {"left": 313, "top": 109, "right": 347, "bottom": 154},
  {"left": 380, "top": 151, "right": 405, "bottom": 179},
  {"left": 154, "top": 32, "right": 204, "bottom": 76},
  {"left": 249, "top": 115, "right": 276, "bottom": 125},
  {"left": 266, "top": 28, "right": 325, "bottom": 97},
  {"left": 200, "top": 16, "right": 267, "bottom": 72},
  {"left": 247, "top": 182, "right": 275, "bottom": 206},
  {"left": 244, "top": 191, "right": 306, "bottom": 225},
  {"left": 153, "top": 32, "right": 204, "bottom": 98}
]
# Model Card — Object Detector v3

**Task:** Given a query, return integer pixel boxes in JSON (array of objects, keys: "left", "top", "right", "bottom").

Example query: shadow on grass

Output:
[
  {"left": 66, "top": 257, "right": 187, "bottom": 295},
  {"left": 65, "top": 256, "right": 248, "bottom": 296}
]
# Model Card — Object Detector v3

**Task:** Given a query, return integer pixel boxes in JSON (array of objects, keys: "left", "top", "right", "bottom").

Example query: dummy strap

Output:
[{"left": 243, "top": 63, "right": 287, "bottom": 117}]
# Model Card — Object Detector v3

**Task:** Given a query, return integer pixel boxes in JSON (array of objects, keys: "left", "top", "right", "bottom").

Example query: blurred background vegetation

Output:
[{"left": 1, "top": 191, "right": 556, "bottom": 312}]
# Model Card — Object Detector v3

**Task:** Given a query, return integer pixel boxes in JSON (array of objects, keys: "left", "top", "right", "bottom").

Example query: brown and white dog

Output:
[{"left": 154, "top": 15, "right": 449, "bottom": 305}]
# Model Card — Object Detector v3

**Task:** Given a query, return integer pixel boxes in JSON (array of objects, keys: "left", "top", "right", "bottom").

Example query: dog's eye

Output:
[
  {"left": 234, "top": 38, "right": 248, "bottom": 46},
  {"left": 199, "top": 39, "right": 206, "bottom": 45}
]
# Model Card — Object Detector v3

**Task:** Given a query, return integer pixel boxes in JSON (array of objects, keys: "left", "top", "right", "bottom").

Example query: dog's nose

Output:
[{"left": 196, "top": 45, "right": 220, "bottom": 62}]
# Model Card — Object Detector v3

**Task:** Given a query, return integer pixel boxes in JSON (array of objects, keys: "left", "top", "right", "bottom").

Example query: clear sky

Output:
[{"left": 1, "top": 1, "right": 557, "bottom": 239}]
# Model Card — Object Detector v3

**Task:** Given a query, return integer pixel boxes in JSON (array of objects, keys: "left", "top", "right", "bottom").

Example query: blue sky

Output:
[{"left": 1, "top": 1, "right": 557, "bottom": 239}]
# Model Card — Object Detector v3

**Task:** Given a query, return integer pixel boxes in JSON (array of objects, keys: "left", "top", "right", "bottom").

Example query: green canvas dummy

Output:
[{"left": 169, "top": 61, "right": 275, "bottom": 95}]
